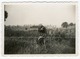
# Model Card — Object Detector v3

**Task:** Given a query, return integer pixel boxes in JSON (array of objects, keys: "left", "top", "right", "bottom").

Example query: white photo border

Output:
[{"left": 1, "top": 1, "right": 78, "bottom": 57}]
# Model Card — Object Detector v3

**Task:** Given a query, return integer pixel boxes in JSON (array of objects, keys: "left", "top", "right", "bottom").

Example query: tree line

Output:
[{"left": 61, "top": 22, "right": 75, "bottom": 28}]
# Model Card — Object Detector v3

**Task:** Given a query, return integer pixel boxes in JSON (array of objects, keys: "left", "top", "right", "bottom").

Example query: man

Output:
[{"left": 37, "top": 24, "right": 47, "bottom": 45}]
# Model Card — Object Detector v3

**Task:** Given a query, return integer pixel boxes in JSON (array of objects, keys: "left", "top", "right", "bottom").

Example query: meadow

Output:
[{"left": 4, "top": 25, "right": 75, "bottom": 54}]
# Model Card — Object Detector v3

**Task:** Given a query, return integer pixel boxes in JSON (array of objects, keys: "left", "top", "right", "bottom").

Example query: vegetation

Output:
[
  {"left": 61, "top": 22, "right": 75, "bottom": 28},
  {"left": 4, "top": 24, "right": 75, "bottom": 54},
  {"left": 61, "top": 22, "right": 68, "bottom": 28},
  {"left": 4, "top": 11, "right": 8, "bottom": 21}
]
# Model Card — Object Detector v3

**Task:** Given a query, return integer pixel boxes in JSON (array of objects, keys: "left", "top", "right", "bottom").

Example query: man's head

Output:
[{"left": 38, "top": 24, "right": 47, "bottom": 34}]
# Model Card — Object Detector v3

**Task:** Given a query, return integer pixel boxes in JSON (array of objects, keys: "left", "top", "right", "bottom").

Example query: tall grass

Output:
[{"left": 4, "top": 26, "right": 75, "bottom": 54}]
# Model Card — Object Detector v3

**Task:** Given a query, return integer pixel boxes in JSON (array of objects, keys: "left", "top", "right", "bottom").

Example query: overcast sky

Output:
[{"left": 4, "top": 3, "right": 76, "bottom": 27}]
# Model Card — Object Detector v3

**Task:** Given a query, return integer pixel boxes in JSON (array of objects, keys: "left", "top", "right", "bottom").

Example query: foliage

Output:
[
  {"left": 61, "top": 22, "right": 68, "bottom": 28},
  {"left": 69, "top": 23, "right": 74, "bottom": 26},
  {"left": 4, "top": 11, "right": 8, "bottom": 21},
  {"left": 4, "top": 25, "right": 75, "bottom": 54}
]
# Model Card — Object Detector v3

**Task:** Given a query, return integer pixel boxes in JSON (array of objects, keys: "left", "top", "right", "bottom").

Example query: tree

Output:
[
  {"left": 61, "top": 22, "right": 68, "bottom": 28},
  {"left": 4, "top": 11, "right": 8, "bottom": 21},
  {"left": 69, "top": 23, "right": 74, "bottom": 26}
]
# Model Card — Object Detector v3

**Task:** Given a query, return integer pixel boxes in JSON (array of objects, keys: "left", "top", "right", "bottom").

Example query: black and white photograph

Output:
[{"left": 4, "top": 2, "right": 77, "bottom": 54}]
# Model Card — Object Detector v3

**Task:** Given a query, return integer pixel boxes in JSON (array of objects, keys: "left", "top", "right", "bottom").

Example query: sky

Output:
[{"left": 4, "top": 3, "right": 76, "bottom": 27}]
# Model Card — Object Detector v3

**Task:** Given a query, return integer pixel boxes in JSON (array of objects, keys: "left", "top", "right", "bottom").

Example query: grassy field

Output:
[{"left": 4, "top": 26, "right": 75, "bottom": 54}]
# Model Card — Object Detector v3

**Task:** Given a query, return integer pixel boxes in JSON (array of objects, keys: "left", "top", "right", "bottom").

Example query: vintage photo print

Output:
[{"left": 3, "top": 1, "right": 77, "bottom": 55}]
